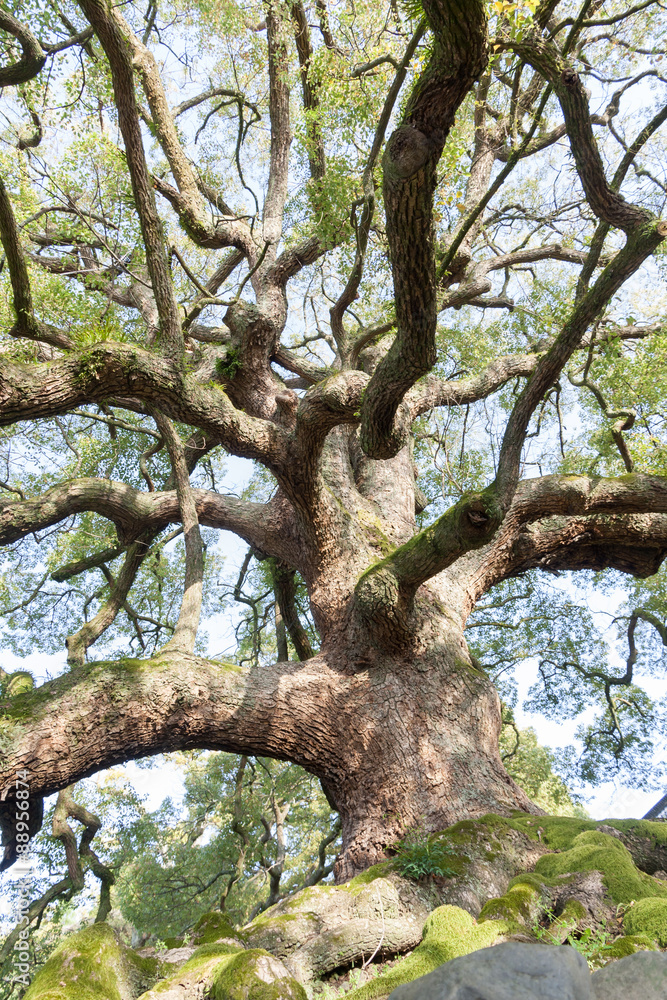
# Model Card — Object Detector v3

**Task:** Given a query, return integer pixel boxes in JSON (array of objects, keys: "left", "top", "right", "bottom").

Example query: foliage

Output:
[
  {"left": 530, "top": 905, "right": 614, "bottom": 969},
  {"left": 306, "top": 965, "right": 383, "bottom": 1000},
  {"left": 499, "top": 726, "right": 587, "bottom": 817},
  {"left": 468, "top": 571, "right": 667, "bottom": 793},
  {"left": 390, "top": 830, "right": 459, "bottom": 881},
  {"left": 564, "top": 926, "right": 615, "bottom": 969}
]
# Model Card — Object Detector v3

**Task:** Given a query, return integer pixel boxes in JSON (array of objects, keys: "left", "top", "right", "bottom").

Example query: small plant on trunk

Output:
[{"left": 391, "top": 829, "right": 459, "bottom": 881}]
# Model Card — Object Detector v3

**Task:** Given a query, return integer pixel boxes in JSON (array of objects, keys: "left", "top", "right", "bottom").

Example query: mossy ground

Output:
[
  {"left": 623, "top": 898, "right": 667, "bottom": 946},
  {"left": 534, "top": 830, "right": 667, "bottom": 905},
  {"left": 23, "top": 924, "right": 144, "bottom": 1000},
  {"left": 22, "top": 812, "right": 667, "bottom": 1000},
  {"left": 340, "top": 905, "right": 508, "bottom": 1000}
]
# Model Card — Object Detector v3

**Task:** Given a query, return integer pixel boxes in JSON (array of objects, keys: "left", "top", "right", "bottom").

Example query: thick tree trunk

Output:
[
  {"left": 321, "top": 631, "right": 539, "bottom": 880},
  {"left": 0, "top": 431, "right": 541, "bottom": 877},
  {"left": 0, "top": 598, "right": 537, "bottom": 878}
]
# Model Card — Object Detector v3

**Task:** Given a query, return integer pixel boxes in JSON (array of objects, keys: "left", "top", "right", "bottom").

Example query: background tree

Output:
[{"left": 1, "top": 0, "right": 667, "bottom": 887}]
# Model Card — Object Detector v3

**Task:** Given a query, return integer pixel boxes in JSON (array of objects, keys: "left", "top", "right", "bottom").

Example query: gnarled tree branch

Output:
[
  {"left": 359, "top": 0, "right": 488, "bottom": 459},
  {"left": 0, "top": 11, "right": 46, "bottom": 86}
]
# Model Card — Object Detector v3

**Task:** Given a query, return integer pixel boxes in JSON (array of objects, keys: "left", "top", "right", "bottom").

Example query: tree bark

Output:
[{"left": 0, "top": 588, "right": 537, "bottom": 880}]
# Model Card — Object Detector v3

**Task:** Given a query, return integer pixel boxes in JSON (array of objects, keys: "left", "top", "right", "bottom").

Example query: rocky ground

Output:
[{"left": 18, "top": 813, "right": 667, "bottom": 999}]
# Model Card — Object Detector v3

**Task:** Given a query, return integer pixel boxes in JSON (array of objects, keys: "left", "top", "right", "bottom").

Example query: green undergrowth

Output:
[
  {"left": 341, "top": 906, "right": 508, "bottom": 1000},
  {"left": 389, "top": 834, "right": 462, "bottom": 881}
]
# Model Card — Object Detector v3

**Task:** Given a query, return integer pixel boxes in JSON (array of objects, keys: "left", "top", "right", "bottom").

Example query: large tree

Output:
[{"left": 1, "top": 0, "right": 667, "bottom": 880}]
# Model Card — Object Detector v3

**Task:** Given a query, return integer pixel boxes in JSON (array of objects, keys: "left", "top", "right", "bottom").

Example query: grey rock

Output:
[
  {"left": 388, "top": 943, "right": 593, "bottom": 1000},
  {"left": 160, "top": 945, "right": 197, "bottom": 964},
  {"left": 591, "top": 951, "right": 667, "bottom": 1000}
]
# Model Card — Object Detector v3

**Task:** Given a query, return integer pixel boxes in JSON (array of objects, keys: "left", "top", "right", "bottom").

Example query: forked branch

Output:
[{"left": 0, "top": 11, "right": 46, "bottom": 86}]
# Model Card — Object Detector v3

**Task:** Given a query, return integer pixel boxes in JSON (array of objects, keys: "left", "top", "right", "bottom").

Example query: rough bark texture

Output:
[{"left": 0, "top": 610, "right": 537, "bottom": 881}]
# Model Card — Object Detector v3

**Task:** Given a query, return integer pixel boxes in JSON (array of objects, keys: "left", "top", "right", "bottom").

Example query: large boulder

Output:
[
  {"left": 591, "top": 951, "right": 667, "bottom": 999},
  {"left": 386, "top": 943, "right": 592, "bottom": 1000},
  {"left": 23, "top": 924, "right": 163, "bottom": 1000}
]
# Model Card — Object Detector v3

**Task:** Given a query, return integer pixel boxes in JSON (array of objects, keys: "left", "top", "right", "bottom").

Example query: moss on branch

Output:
[{"left": 354, "top": 490, "right": 502, "bottom": 646}]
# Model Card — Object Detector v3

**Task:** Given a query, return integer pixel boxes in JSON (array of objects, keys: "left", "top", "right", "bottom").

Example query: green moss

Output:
[
  {"left": 2, "top": 671, "right": 34, "bottom": 697},
  {"left": 623, "top": 897, "right": 667, "bottom": 946},
  {"left": 603, "top": 818, "right": 667, "bottom": 848},
  {"left": 23, "top": 924, "right": 132, "bottom": 1000},
  {"left": 477, "top": 879, "right": 542, "bottom": 930},
  {"left": 209, "top": 949, "right": 306, "bottom": 1000},
  {"left": 343, "top": 863, "right": 394, "bottom": 893},
  {"left": 187, "top": 943, "right": 243, "bottom": 960},
  {"left": 560, "top": 899, "right": 587, "bottom": 922},
  {"left": 534, "top": 830, "right": 667, "bottom": 904},
  {"left": 355, "top": 508, "right": 396, "bottom": 558},
  {"left": 604, "top": 933, "right": 658, "bottom": 959},
  {"left": 0, "top": 681, "right": 54, "bottom": 722},
  {"left": 161, "top": 937, "right": 183, "bottom": 950},
  {"left": 508, "top": 812, "right": 594, "bottom": 850},
  {"left": 506, "top": 813, "right": 667, "bottom": 855},
  {"left": 506, "top": 871, "right": 570, "bottom": 892},
  {"left": 124, "top": 950, "right": 164, "bottom": 986},
  {"left": 191, "top": 911, "right": 238, "bottom": 944},
  {"left": 246, "top": 884, "right": 337, "bottom": 929},
  {"left": 343, "top": 905, "right": 508, "bottom": 1000},
  {"left": 431, "top": 815, "right": 508, "bottom": 853},
  {"left": 283, "top": 884, "right": 336, "bottom": 905},
  {"left": 243, "top": 912, "right": 305, "bottom": 936},
  {"left": 143, "top": 944, "right": 243, "bottom": 996}
]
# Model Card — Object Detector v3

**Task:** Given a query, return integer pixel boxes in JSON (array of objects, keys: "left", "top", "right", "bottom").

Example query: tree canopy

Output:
[{"left": 1, "top": 0, "right": 667, "bottom": 894}]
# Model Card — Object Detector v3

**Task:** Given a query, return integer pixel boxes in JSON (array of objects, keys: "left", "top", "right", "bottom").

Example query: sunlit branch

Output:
[
  {"left": 77, "top": 0, "right": 183, "bottom": 359},
  {"left": 152, "top": 413, "right": 204, "bottom": 655}
]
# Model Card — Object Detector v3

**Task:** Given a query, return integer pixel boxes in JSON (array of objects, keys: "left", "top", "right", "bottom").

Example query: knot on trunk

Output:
[
  {"left": 467, "top": 505, "right": 490, "bottom": 527},
  {"left": 354, "top": 564, "right": 414, "bottom": 652},
  {"left": 561, "top": 66, "right": 579, "bottom": 88},
  {"left": 384, "top": 125, "right": 437, "bottom": 182},
  {"left": 460, "top": 492, "right": 502, "bottom": 540}
]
